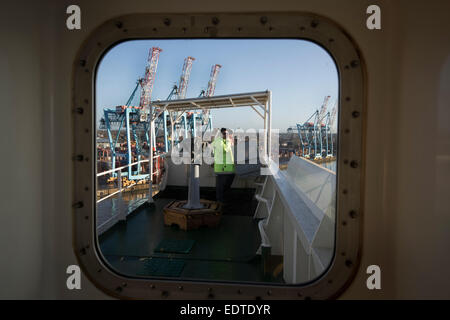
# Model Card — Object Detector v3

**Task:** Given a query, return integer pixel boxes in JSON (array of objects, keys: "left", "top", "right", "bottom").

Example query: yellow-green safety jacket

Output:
[{"left": 212, "top": 138, "right": 235, "bottom": 173}]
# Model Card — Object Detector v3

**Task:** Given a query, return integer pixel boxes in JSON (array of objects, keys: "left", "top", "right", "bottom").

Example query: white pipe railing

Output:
[
  {"left": 96, "top": 159, "right": 148, "bottom": 177},
  {"left": 96, "top": 156, "right": 163, "bottom": 203}
]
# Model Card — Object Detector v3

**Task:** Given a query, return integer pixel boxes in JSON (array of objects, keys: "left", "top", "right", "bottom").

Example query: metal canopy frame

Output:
[
  {"left": 152, "top": 91, "right": 269, "bottom": 112},
  {"left": 151, "top": 91, "right": 271, "bottom": 148},
  {"left": 147, "top": 91, "right": 272, "bottom": 202},
  {"left": 72, "top": 12, "right": 365, "bottom": 300}
]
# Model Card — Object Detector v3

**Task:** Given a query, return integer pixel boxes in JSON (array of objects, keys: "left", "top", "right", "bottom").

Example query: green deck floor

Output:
[{"left": 98, "top": 189, "right": 284, "bottom": 283}]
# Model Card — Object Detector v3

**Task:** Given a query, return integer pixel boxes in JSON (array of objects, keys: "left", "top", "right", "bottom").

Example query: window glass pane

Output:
[{"left": 95, "top": 39, "right": 338, "bottom": 284}]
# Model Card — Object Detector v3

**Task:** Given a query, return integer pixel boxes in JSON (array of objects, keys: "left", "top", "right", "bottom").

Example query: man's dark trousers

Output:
[{"left": 216, "top": 174, "right": 235, "bottom": 203}]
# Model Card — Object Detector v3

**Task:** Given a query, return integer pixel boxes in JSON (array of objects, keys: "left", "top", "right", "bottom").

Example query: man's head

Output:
[{"left": 221, "top": 128, "right": 228, "bottom": 138}]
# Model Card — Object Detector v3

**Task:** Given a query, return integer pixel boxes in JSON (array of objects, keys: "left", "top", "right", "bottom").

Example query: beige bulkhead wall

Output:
[{"left": 0, "top": 0, "right": 449, "bottom": 299}]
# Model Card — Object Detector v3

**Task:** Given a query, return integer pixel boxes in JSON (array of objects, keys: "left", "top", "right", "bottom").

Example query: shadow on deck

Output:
[{"left": 98, "top": 186, "right": 284, "bottom": 283}]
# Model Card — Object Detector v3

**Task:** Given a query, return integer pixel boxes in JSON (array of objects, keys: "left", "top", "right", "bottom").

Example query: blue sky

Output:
[{"left": 96, "top": 39, "right": 338, "bottom": 131}]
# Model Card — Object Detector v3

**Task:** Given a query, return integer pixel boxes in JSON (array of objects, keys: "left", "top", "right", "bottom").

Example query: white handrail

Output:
[
  {"left": 96, "top": 156, "right": 164, "bottom": 203},
  {"left": 96, "top": 181, "right": 136, "bottom": 203},
  {"left": 96, "top": 155, "right": 162, "bottom": 177},
  {"left": 96, "top": 160, "right": 148, "bottom": 177}
]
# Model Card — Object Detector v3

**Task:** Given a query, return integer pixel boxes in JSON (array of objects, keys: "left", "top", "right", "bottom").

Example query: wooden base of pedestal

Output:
[{"left": 163, "top": 199, "right": 222, "bottom": 231}]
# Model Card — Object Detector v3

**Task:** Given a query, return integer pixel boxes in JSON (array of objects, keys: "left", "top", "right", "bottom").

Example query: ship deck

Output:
[{"left": 98, "top": 187, "right": 284, "bottom": 283}]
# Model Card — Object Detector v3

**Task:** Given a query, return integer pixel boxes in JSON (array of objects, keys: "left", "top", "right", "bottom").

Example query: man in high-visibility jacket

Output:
[{"left": 211, "top": 128, "right": 235, "bottom": 204}]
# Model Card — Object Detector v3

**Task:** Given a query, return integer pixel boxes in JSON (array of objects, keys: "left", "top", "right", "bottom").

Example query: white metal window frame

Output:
[{"left": 72, "top": 12, "right": 365, "bottom": 299}]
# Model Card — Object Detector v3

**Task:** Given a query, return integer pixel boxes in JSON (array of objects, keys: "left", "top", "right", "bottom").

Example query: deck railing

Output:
[
  {"left": 96, "top": 155, "right": 163, "bottom": 203},
  {"left": 95, "top": 155, "right": 165, "bottom": 235}
]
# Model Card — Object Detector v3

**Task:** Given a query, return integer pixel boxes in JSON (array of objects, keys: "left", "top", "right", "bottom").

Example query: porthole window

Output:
[{"left": 73, "top": 13, "right": 364, "bottom": 299}]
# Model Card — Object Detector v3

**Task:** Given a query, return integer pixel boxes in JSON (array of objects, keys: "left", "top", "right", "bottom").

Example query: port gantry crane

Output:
[
  {"left": 100, "top": 47, "right": 163, "bottom": 179},
  {"left": 315, "top": 95, "right": 331, "bottom": 160},
  {"left": 155, "top": 56, "right": 196, "bottom": 152},
  {"left": 199, "top": 64, "right": 222, "bottom": 135},
  {"left": 158, "top": 61, "right": 221, "bottom": 152},
  {"left": 296, "top": 95, "right": 333, "bottom": 160},
  {"left": 296, "top": 111, "right": 317, "bottom": 159},
  {"left": 319, "top": 100, "right": 337, "bottom": 158},
  {"left": 174, "top": 56, "right": 196, "bottom": 143},
  {"left": 327, "top": 102, "right": 337, "bottom": 157}
]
